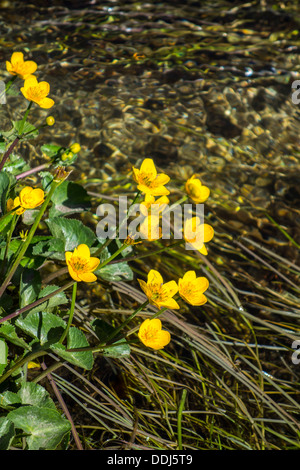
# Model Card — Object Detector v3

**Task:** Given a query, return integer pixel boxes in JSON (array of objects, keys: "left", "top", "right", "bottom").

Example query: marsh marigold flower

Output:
[
  {"left": 138, "top": 318, "right": 171, "bottom": 350},
  {"left": 7, "top": 186, "right": 44, "bottom": 215},
  {"left": 185, "top": 175, "right": 210, "bottom": 204},
  {"left": 183, "top": 216, "right": 214, "bottom": 255},
  {"left": 6, "top": 52, "right": 37, "bottom": 80},
  {"left": 65, "top": 244, "right": 100, "bottom": 283},
  {"left": 138, "top": 269, "right": 179, "bottom": 310},
  {"left": 21, "top": 75, "right": 54, "bottom": 109},
  {"left": 132, "top": 158, "right": 170, "bottom": 196},
  {"left": 178, "top": 271, "right": 209, "bottom": 306}
]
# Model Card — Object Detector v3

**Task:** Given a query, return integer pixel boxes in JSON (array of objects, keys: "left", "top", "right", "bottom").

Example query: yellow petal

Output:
[
  {"left": 86, "top": 257, "right": 100, "bottom": 272},
  {"left": 23, "top": 60, "right": 37, "bottom": 75},
  {"left": 181, "top": 270, "right": 196, "bottom": 283},
  {"left": 65, "top": 252, "right": 73, "bottom": 263},
  {"left": 37, "top": 97, "right": 55, "bottom": 109},
  {"left": 67, "top": 264, "right": 82, "bottom": 282},
  {"left": 160, "top": 297, "right": 180, "bottom": 310},
  {"left": 154, "top": 173, "right": 170, "bottom": 186},
  {"left": 162, "top": 280, "right": 178, "bottom": 298},
  {"left": 203, "top": 224, "right": 214, "bottom": 243},
  {"left": 194, "top": 276, "right": 209, "bottom": 292},
  {"left": 147, "top": 269, "right": 163, "bottom": 285},
  {"left": 137, "top": 279, "right": 148, "bottom": 296},
  {"left": 140, "top": 158, "right": 157, "bottom": 178},
  {"left": 76, "top": 244, "right": 90, "bottom": 260},
  {"left": 23, "top": 75, "right": 38, "bottom": 89},
  {"left": 79, "top": 272, "right": 97, "bottom": 282},
  {"left": 155, "top": 330, "right": 171, "bottom": 349},
  {"left": 38, "top": 81, "right": 50, "bottom": 96},
  {"left": 11, "top": 52, "right": 24, "bottom": 66}
]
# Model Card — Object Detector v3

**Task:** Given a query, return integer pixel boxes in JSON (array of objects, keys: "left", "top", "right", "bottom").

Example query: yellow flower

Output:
[
  {"left": 132, "top": 158, "right": 170, "bottom": 196},
  {"left": 138, "top": 269, "right": 179, "bottom": 310},
  {"left": 21, "top": 75, "right": 54, "bottom": 109},
  {"left": 183, "top": 216, "right": 214, "bottom": 255},
  {"left": 185, "top": 175, "right": 210, "bottom": 203},
  {"left": 65, "top": 244, "right": 100, "bottom": 282},
  {"left": 138, "top": 318, "right": 171, "bottom": 350},
  {"left": 7, "top": 197, "right": 24, "bottom": 215},
  {"left": 6, "top": 52, "right": 37, "bottom": 80},
  {"left": 178, "top": 271, "right": 209, "bottom": 306},
  {"left": 7, "top": 186, "right": 45, "bottom": 215}
]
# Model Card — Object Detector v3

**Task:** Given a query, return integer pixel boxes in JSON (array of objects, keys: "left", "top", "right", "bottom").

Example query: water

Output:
[{"left": 0, "top": 0, "right": 300, "bottom": 259}]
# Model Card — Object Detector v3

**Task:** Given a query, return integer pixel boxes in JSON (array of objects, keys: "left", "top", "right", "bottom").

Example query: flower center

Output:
[{"left": 71, "top": 257, "right": 88, "bottom": 273}]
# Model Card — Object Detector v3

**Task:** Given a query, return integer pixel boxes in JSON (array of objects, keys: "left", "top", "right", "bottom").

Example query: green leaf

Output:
[
  {"left": 0, "top": 323, "right": 30, "bottom": 350},
  {"left": 16, "top": 311, "right": 66, "bottom": 346},
  {"left": 3, "top": 153, "right": 30, "bottom": 176},
  {"left": 18, "top": 382, "right": 56, "bottom": 410},
  {"left": 96, "top": 261, "right": 133, "bottom": 282},
  {"left": 19, "top": 269, "right": 42, "bottom": 309},
  {"left": 0, "top": 172, "right": 10, "bottom": 214},
  {"left": 41, "top": 143, "right": 62, "bottom": 158},
  {"left": 50, "top": 327, "right": 94, "bottom": 370},
  {"left": 0, "top": 417, "right": 15, "bottom": 450},
  {"left": 48, "top": 181, "right": 91, "bottom": 217},
  {"left": 46, "top": 217, "right": 97, "bottom": 251},
  {"left": 91, "top": 319, "right": 130, "bottom": 358},
  {"left": 7, "top": 405, "right": 71, "bottom": 450},
  {"left": 32, "top": 237, "right": 65, "bottom": 260},
  {"left": 0, "top": 391, "right": 21, "bottom": 409},
  {"left": 25, "top": 285, "right": 68, "bottom": 315},
  {"left": 12, "top": 120, "right": 39, "bottom": 139},
  {"left": 0, "top": 339, "right": 8, "bottom": 365}
]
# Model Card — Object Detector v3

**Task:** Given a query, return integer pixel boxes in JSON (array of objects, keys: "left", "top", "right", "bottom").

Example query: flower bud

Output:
[
  {"left": 46, "top": 116, "right": 55, "bottom": 126},
  {"left": 70, "top": 143, "right": 81, "bottom": 154}
]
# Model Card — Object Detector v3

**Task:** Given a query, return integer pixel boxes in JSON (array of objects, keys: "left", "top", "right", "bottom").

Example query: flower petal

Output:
[
  {"left": 11, "top": 52, "right": 24, "bottom": 66},
  {"left": 162, "top": 280, "right": 178, "bottom": 298},
  {"left": 86, "top": 257, "right": 100, "bottom": 272},
  {"left": 79, "top": 272, "right": 97, "bottom": 282},
  {"left": 76, "top": 244, "right": 90, "bottom": 260},
  {"left": 140, "top": 158, "right": 157, "bottom": 178},
  {"left": 160, "top": 297, "right": 180, "bottom": 310},
  {"left": 37, "top": 97, "right": 55, "bottom": 109},
  {"left": 67, "top": 264, "right": 82, "bottom": 282},
  {"left": 147, "top": 269, "right": 163, "bottom": 285}
]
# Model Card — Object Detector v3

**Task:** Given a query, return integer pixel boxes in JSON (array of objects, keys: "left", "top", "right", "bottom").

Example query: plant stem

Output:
[
  {"left": 0, "top": 280, "right": 74, "bottom": 324},
  {"left": 97, "top": 242, "right": 128, "bottom": 271},
  {"left": 0, "top": 178, "right": 61, "bottom": 299},
  {"left": 0, "top": 136, "right": 20, "bottom": 172},
  {"left": 59, "top": 282, "right": 77, "bottom": 344},
  {"left": 177, "top": 388, "right": 188, "bottom": 450}
]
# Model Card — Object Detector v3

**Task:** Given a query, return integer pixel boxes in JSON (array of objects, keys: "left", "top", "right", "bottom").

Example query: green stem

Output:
[
  {"left": 97, "top": 243, "right": 128, "bottom": 271},
  {"left": 0, "top": 178, "right": 61, "bottom": 299},
  {"left": 0, "top": 280, "right": 74, "bottom": 325},
  {"left": 177, "top": 388, "right": 188, "bottom": 450},
  {"left": 59, "top": 282, "right": 77, "bottom": 344}
]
